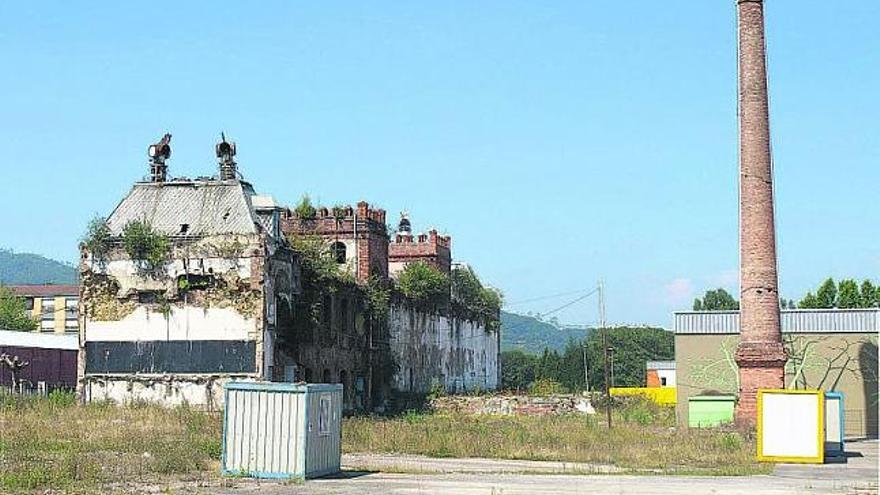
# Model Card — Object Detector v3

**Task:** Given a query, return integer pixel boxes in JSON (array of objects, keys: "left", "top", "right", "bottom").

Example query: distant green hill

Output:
[
  {"left": 0, "top": 249, "right": 77, "bottom": 285},
  {"left": 501, "top": 311, "right": 591, "bottom": 354}
]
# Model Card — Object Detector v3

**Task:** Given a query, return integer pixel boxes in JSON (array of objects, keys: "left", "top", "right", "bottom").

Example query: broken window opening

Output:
[
  {"left": 177, "top": 274, "right": 215, "bottom": 292},
  {"left": 137, "top": 291, "right": 163, "bottom": 304},
  {"left": 330, "top": 241, "right": 346, "bottom": 264}
]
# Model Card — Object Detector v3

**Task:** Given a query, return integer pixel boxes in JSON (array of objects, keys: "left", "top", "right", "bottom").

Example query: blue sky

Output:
[{"left": 0, "top": 1, "right": 877, "bottom": 327}]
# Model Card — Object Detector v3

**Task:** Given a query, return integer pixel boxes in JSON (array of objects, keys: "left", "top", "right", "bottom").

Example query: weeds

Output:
[
  {"left": 0, "top": 393, "right": 221, "bottom": 493},
  {"left": 343, "top": 408, "right": 769, "bottom": 475}
]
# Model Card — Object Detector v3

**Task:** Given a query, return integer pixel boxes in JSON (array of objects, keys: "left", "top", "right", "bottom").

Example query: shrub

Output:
[
  {"left": 397, "top": 262, "right": 449, "bottom": 304},
  {"left": 527, "top": 378, "right": 566, "bottom": 396},
  {"left": 47, "top": 389, "right": 76, "bottom": 408},
  {"left": 122, "top": 220, "right": 170, "bottom": 269},
  {"left": 81, "top": 216, "right": 112, "bottom": 262},
  {"left": 293, "top": 194, "right": 317, "bottom": 219},
  {"left": 450, "top": 265, "right": 502, "bottom": 330}
]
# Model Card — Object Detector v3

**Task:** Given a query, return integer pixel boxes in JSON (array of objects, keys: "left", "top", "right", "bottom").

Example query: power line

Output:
[
  {"left": 501, "top": 288, "right": 600, "bottom": 336},
  {"left": 504, "top": 288, "right": 599, "bottom": 307}
]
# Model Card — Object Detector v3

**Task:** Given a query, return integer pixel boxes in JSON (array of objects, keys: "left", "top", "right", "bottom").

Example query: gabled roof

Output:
[{"left": 106, "top": 180, "right": 262, "bottom": 237}]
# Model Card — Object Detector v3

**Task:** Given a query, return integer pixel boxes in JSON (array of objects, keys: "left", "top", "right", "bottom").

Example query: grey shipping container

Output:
[{"left": 222, "top": 382, "right": 342, "bottom": 479}]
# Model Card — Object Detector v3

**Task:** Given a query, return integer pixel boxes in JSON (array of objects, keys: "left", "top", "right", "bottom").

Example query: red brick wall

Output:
[
  {"left": 281, "top": 202, "right": 389, "bottom": 283},
  {"left": 389, "top": 230, "right": 451, "bottom": 274}
]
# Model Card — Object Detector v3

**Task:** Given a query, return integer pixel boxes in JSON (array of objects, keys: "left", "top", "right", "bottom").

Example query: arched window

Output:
[{"left": 331, "top": 242, "right": 346, "bottom": 264}]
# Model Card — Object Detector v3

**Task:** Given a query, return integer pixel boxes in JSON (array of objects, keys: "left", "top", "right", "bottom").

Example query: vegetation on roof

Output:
[{"left": 121, "top": 220, "right": 170, "bottom": 271}]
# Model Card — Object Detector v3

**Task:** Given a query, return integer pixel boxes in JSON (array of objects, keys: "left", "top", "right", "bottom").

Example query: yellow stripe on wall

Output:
[{"left": 610, "top": 387, "right": 677, "bottom": 406}]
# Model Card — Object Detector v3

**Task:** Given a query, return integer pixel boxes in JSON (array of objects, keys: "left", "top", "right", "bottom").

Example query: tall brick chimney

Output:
[{"left": 734, "top": 0, "right": 787, "bottom": 427}]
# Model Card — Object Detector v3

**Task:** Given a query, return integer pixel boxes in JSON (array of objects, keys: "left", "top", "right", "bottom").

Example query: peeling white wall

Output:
[
  {"left": 86, "top": 307, "right": 256, "bottom": 341},
  {"left": 95, "top": 256, "right": 252, "bottom": 295},
  {"left": 388, "top": 304, "right": 499, "bottom": 393},
  {"left": 82, "top": 376, "right": 255, "bottom": 410}
]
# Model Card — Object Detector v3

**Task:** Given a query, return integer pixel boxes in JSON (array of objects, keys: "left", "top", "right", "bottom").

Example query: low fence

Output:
[{"left": 610, "top": 387, "right": 676, "bottom": 406}]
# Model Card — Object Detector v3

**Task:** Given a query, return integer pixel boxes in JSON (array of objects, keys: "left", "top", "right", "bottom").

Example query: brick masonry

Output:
[
  {"left": 734, "top": 0, "right": 787, "bottom": 427},
  {"left": 389, "top": 229, "right": 451, "bottom": 275},
  {"left": 280, "top": 201, "right": 389, "bottom": 283}
]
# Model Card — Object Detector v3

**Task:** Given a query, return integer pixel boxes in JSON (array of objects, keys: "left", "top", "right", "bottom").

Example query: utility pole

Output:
[
  {"left": 599, "top": 280, "right": 611, "bottom": 429},
  {"left": 582, "top": 341, "right": 590, "bottom": 392},
  {"left": 609, "top": 347, "right": 615, "bottom": 387}
]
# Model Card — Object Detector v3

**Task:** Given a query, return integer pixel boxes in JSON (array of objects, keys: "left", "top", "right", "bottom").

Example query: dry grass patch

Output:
[
  {"left": 0, "top": 392, "right": 222, "bottom": 494},
  {"left": 343, "top": 406, "right": 770, "bottom": 476}
]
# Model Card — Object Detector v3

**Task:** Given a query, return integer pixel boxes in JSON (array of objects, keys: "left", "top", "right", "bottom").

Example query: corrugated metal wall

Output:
[
  {"left": 221, "top": 383, "right": 342, "bottom": 479},
  {"left": 674, "top": 309, "right": 879, "bottom": 335},
  {"left": 223, "top": 386, "right": 305, "bottom": 477},
  {"left": 304, "top": 386, "right": 343, "bottom": 478}
]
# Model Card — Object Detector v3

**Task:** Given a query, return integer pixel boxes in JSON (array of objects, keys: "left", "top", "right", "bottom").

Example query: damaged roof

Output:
[{"left": 106, "top": 180, "right": 265, "bottom": 237}]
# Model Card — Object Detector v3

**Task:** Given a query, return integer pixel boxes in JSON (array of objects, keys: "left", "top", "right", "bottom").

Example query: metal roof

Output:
[
  {"left": 106, "top": 180, "right": 262, "bottom": 237},
  {"left": 646, "top": 361, "right": 676, "bottom": 370},
  {"left": 0, "top": 329, "right": 79, "bottom": 350},
  {"left": 673, "top": 309, "right": 879, "bottom": 335}
]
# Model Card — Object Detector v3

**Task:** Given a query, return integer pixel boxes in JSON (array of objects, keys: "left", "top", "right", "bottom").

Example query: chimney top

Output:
[
  {"left": 216, "top": 132, "right": 238, "bottom": 180},
  {"left": 148, "top": 133, "right": 172, "bottom": 182}
]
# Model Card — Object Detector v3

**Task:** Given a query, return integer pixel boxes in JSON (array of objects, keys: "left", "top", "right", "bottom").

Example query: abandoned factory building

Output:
[{"left": 78, "top": 135, "right": 500, "bottom": 410}]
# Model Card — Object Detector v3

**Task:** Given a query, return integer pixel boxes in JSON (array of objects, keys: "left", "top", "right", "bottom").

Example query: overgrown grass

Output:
[
  {"left": 344, "top": 400, "right": 769, "bottom": 476},
  {"left": 0, "top": 392, "right": 221, "bottom": 493}
]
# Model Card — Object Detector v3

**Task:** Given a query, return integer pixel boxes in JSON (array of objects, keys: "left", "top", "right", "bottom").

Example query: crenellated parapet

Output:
[
  {"left": 280, "top": 201, "right": 389, "bottom": 283},
  {"left": 389, "top": 227, "right": 451, "bottom": 276}
]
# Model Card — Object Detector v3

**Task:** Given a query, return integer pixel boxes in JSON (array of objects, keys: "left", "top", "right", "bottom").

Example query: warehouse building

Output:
[{"left": 674, "top": 309, "right": 878, "bottom": 438}]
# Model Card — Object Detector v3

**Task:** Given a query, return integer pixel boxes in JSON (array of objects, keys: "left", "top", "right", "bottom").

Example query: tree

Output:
[
  {"left": 815, "top": 278, "right": 838, "bottom": 308},
  {"left": 585, "top": 327, "right": 674, "bottom": 388},
  {"left": 798, "top": 291, "right": 820, "bottom": 309},
  {"left": 799, "top": 277, "right": 879, "bottom": 309},
  {"left": 396, "top": 262, "right": 449, "bottom": 304},
  {"left": 500, "top": 350, "right": 537, "bottom": 391},
  {"left": 837, "top": 279, "right": 861, "bottom": 309},
  {"left": 860, "top": 280, "right": 879, "bottom": 308},
  {"left": 0, "top": 286, "right": 37, "bottom": 331},
  {"left": 693, "top": 288, "right": 739, "bottom": 311}
]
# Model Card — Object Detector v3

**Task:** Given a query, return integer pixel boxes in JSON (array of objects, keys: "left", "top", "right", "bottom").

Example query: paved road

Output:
[{"left": 214, "top": 441, "right": 878, "bottom": 495}]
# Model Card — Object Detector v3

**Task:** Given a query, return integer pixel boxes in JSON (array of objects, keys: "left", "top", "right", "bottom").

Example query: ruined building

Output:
[
  {"left": 78, "top": 135, "right": 299, "bottom": 408},
  {"left": 280, "top": 203, "right": 499, "bottom": 410},
  {"left": 78, "top": 135, "right": 500, "bottom": 410},
  {"left": 388, "top": 212, "right": 452, "bottom": 276}
]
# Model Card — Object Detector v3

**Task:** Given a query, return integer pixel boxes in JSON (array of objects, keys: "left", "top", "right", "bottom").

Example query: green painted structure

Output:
[{"left": 688, "top": 395, "right": 736, "bottom": 428}]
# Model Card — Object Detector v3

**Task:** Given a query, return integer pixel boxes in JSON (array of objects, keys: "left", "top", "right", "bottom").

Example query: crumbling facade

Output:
[
  {"left": 78, "top": 135, "right": 300, "bottom": 409},
  {"left": 281, "top": 206, "right": 499, "bottom": 411},
  {"left": 79, "top": 135, "right": 500, "bottom": 410}
]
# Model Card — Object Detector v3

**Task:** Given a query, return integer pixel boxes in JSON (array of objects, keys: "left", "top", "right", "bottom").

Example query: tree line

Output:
[
  {"left": 501, "top": 326, "right": 673, "bottom": 392},
  {"left": 693, "top": 277, "right": 879, "bottom": 311}
]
